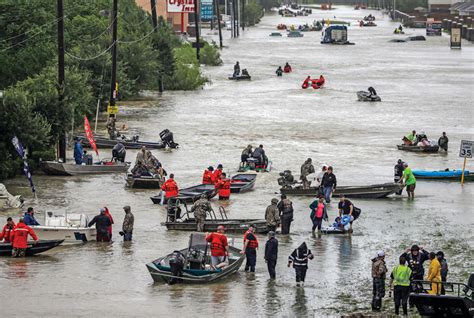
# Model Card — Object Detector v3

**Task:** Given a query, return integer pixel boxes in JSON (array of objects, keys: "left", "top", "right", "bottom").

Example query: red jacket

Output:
[
  {"left": 243, "top": 230, "right": 259, "bottom": 249},
  {"left": 104, "top": 208, "right": 114, "bottom": 236},
  {"left": 205, "top": 232, "right": 228, "bottom": 256},
  {"left": 162, "top": 179, "right": 179, "bottom": 198},
  {"left": 284, "top": 65, "right": 292, "bottom": 73},
  {"left": 212, "top": 169, "right": 223, "bottom": 184},
  {"left": 215, "top": 178, "right": 231, "bottom": 198},
  {"left": 302, "top": 78, "right": 310, "bottom": 89},
  {"left": 10, "top": 223, "right": 38, "bottom": 249},
  {"left": 0, "top": 222, "right": 16, "bottom": 243},
  {"left": 202, "top": 170, "right": 213, "bottom": 184}
]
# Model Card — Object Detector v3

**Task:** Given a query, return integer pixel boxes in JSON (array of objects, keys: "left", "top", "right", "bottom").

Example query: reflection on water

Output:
[{"left": 292, "top": 287, "right": 309, "bottom": 317}]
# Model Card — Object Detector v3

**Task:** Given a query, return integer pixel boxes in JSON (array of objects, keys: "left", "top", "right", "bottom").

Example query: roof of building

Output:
[{"left": 451, "top": 1, "right": 474, "bottom": 13}]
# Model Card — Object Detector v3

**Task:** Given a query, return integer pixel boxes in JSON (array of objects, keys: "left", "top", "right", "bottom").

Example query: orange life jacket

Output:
[
  {"left": 244, "top": 230, "right": 259, "bottom": 249},
  {"left": 212, "top": 169, "right": 223, "bottom": 183},
  {"left": 202, "top": 170, "right": 213, "bottom": 184},
  {"left": 206, "top": 232, "right": 228, "bottom": 256},
  {"left": 161, "top": 179, "right": 179, "bottom": 198},
  {"left": 215, "top": 178, "right": 231, "bottom": 197},
  {"left": 10, "top": 223, "right": 38, "bottom": 249}
]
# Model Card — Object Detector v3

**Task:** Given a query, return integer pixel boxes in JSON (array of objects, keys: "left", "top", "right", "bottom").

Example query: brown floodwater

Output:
[{"left": 1, "top": 6, "right": 473, "bottom": 317}]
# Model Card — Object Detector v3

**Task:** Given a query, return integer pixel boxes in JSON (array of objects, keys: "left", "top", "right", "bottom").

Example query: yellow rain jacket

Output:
[{"left": 427, "top": 258, "right": 442, "bottom": 295}]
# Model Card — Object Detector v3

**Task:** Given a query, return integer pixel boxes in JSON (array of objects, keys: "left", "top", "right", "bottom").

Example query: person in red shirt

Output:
[
  {"left": 284, "top": 62, "right": 292, "bottom": 73},
  {"left": 241, "top": 224, "right": 259, "bottom": 272},
  {"left": 10, "top": 218, "right": 38, "bottom": 257},
  {"left": 161, "top": 173, "right": 179, "bottom": 201},
  {"left": 302, "top": 76, "right": 311, "bottom": 89},
  {"left": 202, "top": 166, "right": 214, "bottom": 184},
  {"left": 212, "top": 164, "right": 223, "bottom": 183},
  {"left": 205, "top": 225, "right": 229, "bottom": 269},
  {"left": 215, "top": 173, "right": 231, "bottom": 200},
  {"left": 103, "top": 207, "right": 114, "bottom": 239},
  {"left": 0, "top": 217, "right": 15, "bottom": 243}
]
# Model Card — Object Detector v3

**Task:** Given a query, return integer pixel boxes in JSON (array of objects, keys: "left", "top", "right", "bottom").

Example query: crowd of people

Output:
[
  {"left": 240, "top": 144, "right": 268, "bottom": 170},
  {"left": 131, "top": 146, "right": 166, "bottom": 178}
]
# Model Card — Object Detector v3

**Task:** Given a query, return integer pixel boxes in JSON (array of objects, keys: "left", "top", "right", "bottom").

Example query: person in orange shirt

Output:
[
  {"left": 212, "top": 164, "right": 223, "bottom": 183},
  {"left": 103, "top": 207, "right": 114, "bottom": 239},
  {"left": 202, "top": 166, "right": 214, "bottom": 184},
  {"left": 0, "top": 217, "right": 15, "bottom": 243},
  {"left": 10, "top": 218, "right": 38, "bottom": 257},
  {"left": 241, "top": 224, "right": 259, "bottom": 272},
  {"left": 205, "top": 225, "right": 229, "bottom": 269},
  {"left": 161, "top": 174, "right": 179, "bottom": 202},
  {"left": 215, "top": 173, "right": 231, "bottom": 200}
]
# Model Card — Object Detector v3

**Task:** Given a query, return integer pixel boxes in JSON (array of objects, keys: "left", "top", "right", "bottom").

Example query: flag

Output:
[
  {"left": 11, "top": 136, "right": 36, "bottom": 194},
  {"left": 84, "top": 116, "right": 99, "bottom": 156}
]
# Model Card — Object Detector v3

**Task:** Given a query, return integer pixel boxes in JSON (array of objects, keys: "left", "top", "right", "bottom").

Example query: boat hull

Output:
[
  {"left": 126, "top": 174, "right": 164, "bottom": 189},
  {"left": 397, "top": 145, "right": 439, "bottom": 153},
  {"left": 228, "top": 75, "right": 251, "bottom": 81},
  {"left": 40, "top": 161, "right": 130, "bottom": 176},
  {"left": 31, "top": 226, "right": 96, "bottom": 243},
  {"left": 151, "top": 184, "right": 218, "bottom": 204},
  {"left": 76, "top": 135, "right": 170, "bottom": 150},
  {"left": 0, "top": 240, "right": 64, "bottom": 256},
  {"left": 280, "top": 183, "right": 403, "bottom": 198},
  {"left": 412, "top": 170, "right": 474, "bottom": 181},
  {"left": 162, "top": 219, "right": 268, "bottom": 233},
  {"left": 230, "top": 174, "right": 257, "bottom": 193}
]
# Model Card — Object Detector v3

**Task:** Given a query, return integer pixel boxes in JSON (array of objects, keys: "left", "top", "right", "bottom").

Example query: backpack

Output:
[{"left": 352, "top": 206, "right": 361, "bottom": 220}]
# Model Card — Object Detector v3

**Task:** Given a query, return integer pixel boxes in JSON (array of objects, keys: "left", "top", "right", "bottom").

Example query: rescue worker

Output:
[
  {"left": 213, "top": 164, "right": 224, "bottom": 183},
  {"left": 371, "top": 251, "right": 388, "bottom": 312},
  {"left": 264, "top": 231, "right": 278, "bottom": 279},
  {"left": 438, "top": 131, "right": 449, "bottom": 151},
  {"left": 168, "top": 250, "right": 185, "bottom": 285},
  {"left": 240, "top": 145, "right": 253, "bottom": 168},
  {"left": 437, "top": 251, "right": 448, "bottom": 295},
  {"left": 241, "top": 224, "right": 259, "bottom": 272},
  {"left": 288, "top": 242, "right": 314, "bottom": 286},
  {"left": 400, "top": 245, "right": 430, "bottom": 301},
  {"left": 284, "top": 62, "right": 292, "bottom": 73},
  {"left": 205, "top": 225, "right": 230, "bottom": 269},
  {"left": 427, "top": 252, "right": 442, "bottom": 295},
  {"left": 215, "top": 172, "right": 231, "bottom": 200},
  {"left": 265, "top": 198, "right": 280, "bottom": 232},
  {"left": 88, "top": 208, "right": 113, "bottom": 242},
  {"left": 121, "top": 205, "right": 134, "bottom": 241},
  {"left": 135, "top": 146, "right": 147, "bottom": 167},
  {"left": 276, "top": 66, "right": 283, "bottom": 77},
  {"left": 252, "top": 145, "right": 266, "bottom": 167},
  {"left": 23, "top": 207, "right": 40, "bottom": 226},
  {"left": 389, "top": 256, "right": 412, "bottom": 316},
  {"left": 103, "top": 207, "right": 114, "bottom": 240},
  {"left": 202, "top": 166, "right": 214, "bottom": 184},
  {"left": 0, "top": 217, "right": 15, "bottom": 243},
  {"left": 321, "top": 166, "right": 337, "bottom": 203},
  {"left": 161, "top": 173, "right": 179, "bottom": 202},
  {"left": 394, "top": 159, "right": 405, "bottom": 195},
  {"left": 233, "top": 61, "right": 240, "bottom": 77},
  {"left": 402, "top": 162, "right": 416, "bottom": 199},
  {"left": 300, "top": 158, "right": 315, "bottom": 189},
  {"left": 74, "top": 138, "right": 83, "bottom": 165},
  {"left": 10, "top": 218, "right": 39, "bottom": 257},
  {"left": 277, "top": 194, "right": 294, "bottom": 235},
  {"left": 310, "top": 196, "right": 327, "bottom": 233},
  {"left": 403, "top": 130, "right": 416, "bottom": 145},
  {"left": 368, "top": 86, "right": 377, "bottom": 97},
  {"left": 106, "top": 117, "right": 118, "bottom": 139},
  {"left": 190, "top": 194, "right": 212, "bottom": 232},
  {"left": 312, "top": 75, "right": 325, "bottom": 89},
  {"left": 338, "top": 195, "right": 355, "bottom": 232},
  {"left": 302, "top": 76, "right": 311, "bottom": 89}
]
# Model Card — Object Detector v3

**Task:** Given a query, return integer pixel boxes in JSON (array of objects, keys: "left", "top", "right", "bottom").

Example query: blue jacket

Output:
[
  {"left": 74, "top": 142, "right": 83, "bottom": 164},
  {"left": 23, "top": 213, "right": 40, "bottom": 226}
]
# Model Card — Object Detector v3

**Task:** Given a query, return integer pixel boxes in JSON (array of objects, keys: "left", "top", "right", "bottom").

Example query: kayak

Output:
[
  {"left": 412, "top": 170, "right": 474, "bottom": 181},
  {"left": 357, "top": 91, "right": 381, "bottom": 102}
]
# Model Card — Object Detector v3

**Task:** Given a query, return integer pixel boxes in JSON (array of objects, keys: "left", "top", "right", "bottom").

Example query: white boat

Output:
[
  {"left": 31, "top": 212, "right": 96, "bottom": 244},
  {"left": 0, "top": 183, "right": 24, "bottom": 209}
]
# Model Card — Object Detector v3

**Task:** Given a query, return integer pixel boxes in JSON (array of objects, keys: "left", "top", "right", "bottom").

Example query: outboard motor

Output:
[
  {"left": 112, "top": 143, "right": 126, "bottom": 162},
  {"left": 160, "top": 129, "right": 178, "bottom": 148},
  {"left": 278, "top": 170, "right": 295, "bottom": 188},
  {"left": 168, "top": 250, "right": 185, "bottom": 285},
  {"left": 132, "top": 135, "right": 139, "bottom": 142}
]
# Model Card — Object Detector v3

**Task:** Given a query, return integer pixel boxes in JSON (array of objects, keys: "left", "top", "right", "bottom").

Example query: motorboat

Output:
[
  {"left": 412, "top": 169, "right": 474, "bottom": 181},
  {"left": 230, "top": 174, "right": 257, "bottom": 193},
  {"left": 321, "top": 25, "right": 354, "bottom": 45},
  {"left": 0, "top": 240, "right": 64, "bottom": 256},
  {"left": 31, "top": 212, "right": 96, "bottom": 243},
  {"left": 0, "top": 183, "right": 24, "bottom": 209},
  {"left": 150, "top": 184, "right": 218, "bottom": 205},
  {"left": 126, "top": 173, "right": 164, "bottom": 189},
  {"left": 397, "top": 144, "right": 439, "bottom": 153},
  {"left": 238, "top": 157, "right": 272, "bottom": 173},
  {"left": 357, "top": 91, "right": 381, "bottom": 102},
  {"left": 40, "top": 160, "right": 130, "bottom": 176},
  {"left": 146, "top": 233, "right": 245, "bottom": 284}
]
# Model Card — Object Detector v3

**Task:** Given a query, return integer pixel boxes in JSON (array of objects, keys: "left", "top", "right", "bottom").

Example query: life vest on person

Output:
[
  {"left": 212, "top": 169, "right": 223, "bottom": 183},
  {"left": 215, "top": 178, "right": 231, "bottom": 198},
  {"left": 302, "top": 78, "right": 311, "bottom": 89},
  {"left": 202, "top": 170, "right": 213, "bottom": 184},
  {"left": 312, "top": 76, "right": 325, "bottom": 89},
  {"left": 244, "top": 230, "right": 259, "bottom": 249},
  {"left": 206, "top": 232, "right": 227, "bottom": 256},
  {"left": 0, "top": 222, "right": 15, "bottom": 243},
  {"left": 284, "top": 65, "right": 292, "bottom": 73},
  {"left": 162, "top": 179, "right": 179, "bottom": 198},
  {"left": 10, "top": 223, "right": 38, "bottom": 249}
]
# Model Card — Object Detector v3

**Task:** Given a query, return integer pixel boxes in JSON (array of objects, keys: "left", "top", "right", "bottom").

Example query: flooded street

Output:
[{"left": 1, "top": 6, "right": 474, "bottom": 317}]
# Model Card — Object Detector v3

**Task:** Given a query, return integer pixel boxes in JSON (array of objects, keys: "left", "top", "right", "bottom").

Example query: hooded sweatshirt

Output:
[{"left": 289, "top": 242, "right": 313, "bottom": 268}]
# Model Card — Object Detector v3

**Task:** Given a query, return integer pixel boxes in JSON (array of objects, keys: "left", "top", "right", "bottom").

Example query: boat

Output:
[
  {"left": 0, "top": 240, "right": 64, "bottom": 256},
  {"left": 412, "top": 169, "right": 474, "bottom": 181},
  {"left": 230, "top": 173, "right": 257, "bottom": 193},
  {"left": 321, "top": 25, "right": 354, "bottom": 45},
  {"left": 238, "top": 157, "right": 272, "bottom": 173},
  {"left": 363, "top": 16, "right": 376, "bottom": 22},
  {"left": 150, "top": 184, "right": 218, "bottom": 204},
  {"left": 270, "top": 32, "right": 282, "bottom": 36},
  {"left": 276, "top": 24, "right": 286, "bottom": 30},
  {"left": 40, "top": 160, "right": 130, "bottom": 176},
  {"left": 163, "top": 217, "right": 268, "bottom": 233},
  {"left": 280, "top": 183, "right": 403, "bottom": 198},
  {"left": 361, "top": 21, "right": 377, "bottom": 27},
  {"left": 0, "top": 183, "right": 24, "bottom": 209},
  {"left": 321, "top": 226, "right": 349, "bottom": 234},
  {"left": 228, "top": 74, "right": 251, "bottom": 81},
  {"left": 409, "top": 277, "right": 474, "bottom": 317},
  {"left": 397, "top": 144, "right": 439, "bottom": 153},
  {"left": 76, "top": 131, "right": 178, "bottom": 150},
  {"left": 126, "top": 173, "right": 164, "bottom": 189},
  {"left": 287, "top": 30, "right": 303, "bottom": 37},
  {"left": 31, "top": 212, "right": 96, "bottom": 243},
  {"left": 357, "top": 91, "right": 381, "bottom": 102},
  {"left": 146, "top": 233, "right": 245, "bottom": 284}
]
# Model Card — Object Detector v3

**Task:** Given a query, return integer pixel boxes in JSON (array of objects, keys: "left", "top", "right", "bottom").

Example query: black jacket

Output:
[
  {"left": 394, "top": 163, "right": 404, "bottom": 179},
  {"left": 401, "top": 250, "right": 430, "bottom": 278},
  {"left": 264, "top": 237, "right": 278, "bottom": 261},
  {"left": 289, "top": 242, "right": 313, "bottom": 268},
  {"left": 321, "top": 172, "right": 337, "bottom": 188},
  {"left": 88, "top": 214, "right": 112, "bottom": 235}
]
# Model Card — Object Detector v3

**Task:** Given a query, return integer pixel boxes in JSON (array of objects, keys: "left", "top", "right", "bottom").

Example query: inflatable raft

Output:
[
  {"left": 357, "top": 91, "right": 381, "bottom": 102},
  {"left": 412, "top": 169, "right": 474, "bottom": 181}
]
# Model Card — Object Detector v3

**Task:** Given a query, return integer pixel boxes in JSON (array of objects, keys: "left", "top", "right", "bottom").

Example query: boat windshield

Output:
[{"left": 186, "top": 233, "right": 209, "bottom": 270}]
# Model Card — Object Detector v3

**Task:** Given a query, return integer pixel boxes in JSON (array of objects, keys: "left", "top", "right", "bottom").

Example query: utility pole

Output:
[
  {"left": 235, "top": 0, "right": 239, "bottom": 36},
  {"left": 57, "top": 0, "right": 66, "bottom": 162},
  {"left": 215, "top": 0, "right": 223, "bottom": 48},
  {"left": 193, "top": 0, "right": 201, "bottom": 60},
  {"left": 241, "top": 0, "right": 245, "bottom": 31},
  {"left": 230, "top": 0, "right": 234, "bottom": 37},
  {"left": 108, "top": 0, "right": 118, "bottom": 134},
  {"left": 150, "top": 0, "right": 163, "bottom": 93}
]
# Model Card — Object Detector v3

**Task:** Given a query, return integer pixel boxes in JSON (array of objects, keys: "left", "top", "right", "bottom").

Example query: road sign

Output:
[
  {"left": 450, "top": 28, "right": 461, "bottom": 49},
  {"left": 459, "top": 140, "right": 473, "bottom": 158},
  {"left": 167, "top": 0, "right": 195, "bottom": 13},
  {"left": 107, "top": 105, "right": 119, "bottom": 115},
  {"left": 191, "top": 41, "right": 205, "bottom": 48}
]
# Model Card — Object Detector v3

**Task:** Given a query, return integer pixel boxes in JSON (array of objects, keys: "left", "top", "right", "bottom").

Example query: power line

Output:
[
  {"left": 65, "top": 41, "right": 115, "bottom": 61},
  {"left": 0, "top": 15, "right": 66, "bottom": 44},
  {"left": 118, "top": 25, "right": 158, "bottom": 44},
  {"left": 64, "top": 15, "right": 117, "bottom": 44}
]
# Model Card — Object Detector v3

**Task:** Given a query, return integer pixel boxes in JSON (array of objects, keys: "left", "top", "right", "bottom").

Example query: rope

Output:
[{"left": 65, "top": 41, "right": 115, "bottom": 61}]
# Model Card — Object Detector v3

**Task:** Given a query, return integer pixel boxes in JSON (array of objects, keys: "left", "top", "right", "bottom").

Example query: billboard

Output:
[
  {"left": 201, "top": 0, "right": 213, "bottom": 20},
  {"left": 167, "top": 0, "right": 195, "bottom": 13}
]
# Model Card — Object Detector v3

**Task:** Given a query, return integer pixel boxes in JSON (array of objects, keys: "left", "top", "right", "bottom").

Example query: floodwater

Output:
[{"left": 1, "top": 6, "right": 474, "bottom": 317}]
